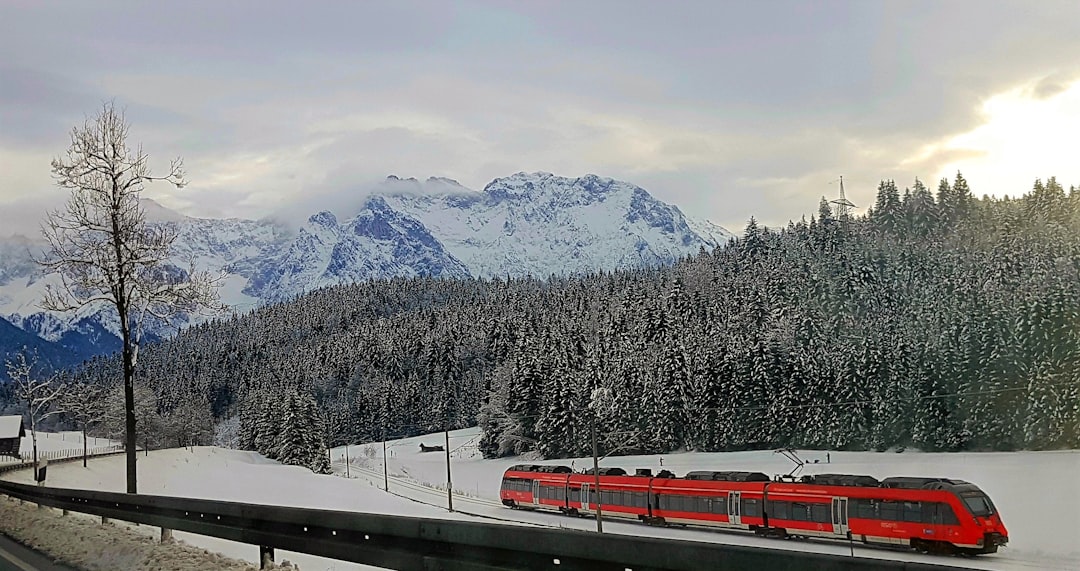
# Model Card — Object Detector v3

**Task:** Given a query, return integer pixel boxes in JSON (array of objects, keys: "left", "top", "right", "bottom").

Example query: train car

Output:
[
  {"left": 499, "top": 464, "right": 572, "bottom": 512},
  {"left": 499, "top": 465, "right": 1008, "bottom": 556},
  {"left": 650, "top": 471, "right": 771, "bottom": 530},
  {"left": 567, "top": 467, "right": 652, "bottom": 521},
  {"left": 766, "top": 474, "right": 1006, "bottom": 554}
]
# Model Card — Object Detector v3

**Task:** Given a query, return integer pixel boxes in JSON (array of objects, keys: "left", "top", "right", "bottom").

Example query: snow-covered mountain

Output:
[
  {"left": 0, "top": 172, "right": 733, "bottom": 359},
  {"left": 379, "top": 172, "right": 727, "bottom": 279}
]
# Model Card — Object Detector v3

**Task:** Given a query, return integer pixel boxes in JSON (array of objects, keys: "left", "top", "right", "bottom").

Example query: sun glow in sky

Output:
[{"left": 932, "top": 78, "right": 1080, "bottom": 195}]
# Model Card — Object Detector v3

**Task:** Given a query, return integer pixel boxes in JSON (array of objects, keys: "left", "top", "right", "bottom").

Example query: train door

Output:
[
  {"left": 831, "top": 497, "right": 849, "bottom": 537},
  {"left": 728, "top": 491, "right": 742, "bottom": 525},
  {"left": 532, "top": 480, "right": 541, "bottom": 506},
  {"left": 581, "top": 483, "right": 591, "bottom": 511}
]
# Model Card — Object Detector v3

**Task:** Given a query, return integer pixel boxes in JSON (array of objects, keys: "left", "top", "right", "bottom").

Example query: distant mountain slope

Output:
[
  {"left": 246, "top": 197, "right": 472, "bottom": 303},
  {"left": 0, "top": 315, "right": 80, "bottom": 380}
]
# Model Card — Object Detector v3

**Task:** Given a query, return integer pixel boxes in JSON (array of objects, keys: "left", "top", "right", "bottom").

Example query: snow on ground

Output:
[
  {"left": 0, "top": 431, "right": 117, "bottom": 464},
  {"left": 3, "top": 429, "right": 1077, "bottom": 570},
  {"left": 0, "top": 442, "right": 483, "bottom": 570},
  {"left": 0, "top": 495, "right": 289, "bottom": 570}
]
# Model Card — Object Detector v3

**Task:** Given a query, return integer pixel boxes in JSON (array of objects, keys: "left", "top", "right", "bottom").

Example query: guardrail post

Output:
[
  {"left": 101, "top": 516, "right": 109, "bottom": 525},
  {"left": 161, "top": 528, "right": 173, "bottom": 543},
  {"left": 259, "top": 546, "right": 275, "bottom": 569}
]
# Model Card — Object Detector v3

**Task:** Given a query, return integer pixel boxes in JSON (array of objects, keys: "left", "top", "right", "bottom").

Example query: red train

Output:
[{"left": 500, "top": 465, "right": 1008, "bottom": 556}]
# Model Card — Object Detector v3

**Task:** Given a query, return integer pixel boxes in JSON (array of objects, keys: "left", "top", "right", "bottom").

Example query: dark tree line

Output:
[{"left": 70, "top": 173, "right": 1080, "bottom": 461}]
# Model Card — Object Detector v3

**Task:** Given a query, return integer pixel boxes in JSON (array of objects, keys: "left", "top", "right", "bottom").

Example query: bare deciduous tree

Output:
[
  {"left": 58, "top": 380, "right": 109, "bottom": 467},
  {"left": 6, "top": 352, "right": 63, "bottom": 479},
  {"left": 38, "top": 102, "right": 222, "bottom": 493}
]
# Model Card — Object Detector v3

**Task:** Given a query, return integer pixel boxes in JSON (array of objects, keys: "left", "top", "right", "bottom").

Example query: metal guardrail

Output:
[{"left": 0, "top": 476, "right": 981, "bottom": 571}]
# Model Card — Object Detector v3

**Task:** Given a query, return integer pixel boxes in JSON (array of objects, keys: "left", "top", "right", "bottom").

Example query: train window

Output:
[
  {"left": 634, "top": 492, "right": 646, "bottom": 508},
  {"left": 790, "top": 502, "right": 808, "bottom": 521},
  {"left": 878, "top": 501, "right": 899, "bottom": 521},
  {"left": 504, "top": 478, "right": 529, "bottom": 492},
  {"left": 920, "top": 502, "right": 938, "bottom": 523},
  {"left": 742, "top": 498, "right": 761, "bottom": 517},
  {"left": 811, "top": 503, "right": 830, "bottom": 523},
  {"left": 940, "top": 503, "right": 959, "bottom": 525},
  {"left": 960, "top": 493, "right": 995, "bottom": 517},
  {"left": 852, "top": 499, "right": 876, "bottom": 519},
  {"left": 770, "top": 500, "right": 790, "bottom": 519},
  {"left": 903, "top": 502, "right": 922, "bottom": 522},
  {"left": 711, "top": 497, "right": 727, "bottom": 514}
]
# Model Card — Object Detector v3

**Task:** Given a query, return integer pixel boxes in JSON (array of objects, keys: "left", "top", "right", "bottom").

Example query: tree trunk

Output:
[{"left": 122, "top": 323, "right": 137, "bottom": 494}]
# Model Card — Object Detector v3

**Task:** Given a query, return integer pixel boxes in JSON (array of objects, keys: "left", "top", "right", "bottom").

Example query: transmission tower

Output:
[{"left": 830, "top": 175, "right": 856, "bottom": 218}]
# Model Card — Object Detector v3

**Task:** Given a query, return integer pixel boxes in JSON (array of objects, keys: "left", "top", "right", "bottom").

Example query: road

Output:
[{"left": 0, "top": 533, "right": 76, "bottom": 571}]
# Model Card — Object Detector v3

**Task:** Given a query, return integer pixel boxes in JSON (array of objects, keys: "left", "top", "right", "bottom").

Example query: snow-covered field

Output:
[
  {"left": 0, "top": 431, "right": 115, "bottom": 458},
  {"left": 3, "top": 428, "right": 1078, "bottom": 570}
]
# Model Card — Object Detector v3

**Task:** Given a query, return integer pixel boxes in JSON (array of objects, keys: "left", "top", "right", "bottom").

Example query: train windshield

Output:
[{"left": 960, "top": 492, "right": 996, "bottom": 517}]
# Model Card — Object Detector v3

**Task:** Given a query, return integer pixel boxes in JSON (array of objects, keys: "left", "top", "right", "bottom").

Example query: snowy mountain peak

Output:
[
  {"left": 140, "top": 198, "right": 189, "bottom": 223},
  {"left": 308, "top": 211, "right": 339, "bottom": 229}
]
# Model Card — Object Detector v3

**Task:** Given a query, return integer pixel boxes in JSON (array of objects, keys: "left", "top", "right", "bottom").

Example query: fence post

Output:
[{"left": 259, "top": 546, "right": 275, "bottom": 569}]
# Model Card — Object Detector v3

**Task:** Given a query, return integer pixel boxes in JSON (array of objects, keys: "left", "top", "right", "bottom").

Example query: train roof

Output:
[
  {"left": 880, "top": 476, "right": 975, "bottom": 491},
  {"left": 583, "top": 467, "right": 627, "bottom": 476},
  {"left": 506, "top": 464, "right": 572, "bottom": 474},
  {"left": 802, "top": 473, "right": 881, "bottom": 487},
  {"left": 685, "top": 471, "right": 770, "bottom": 482}
]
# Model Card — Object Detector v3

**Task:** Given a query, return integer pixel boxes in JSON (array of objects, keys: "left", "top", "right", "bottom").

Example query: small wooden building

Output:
[{"left": 0, "top": 415, "right": 26, "bottom": 458}]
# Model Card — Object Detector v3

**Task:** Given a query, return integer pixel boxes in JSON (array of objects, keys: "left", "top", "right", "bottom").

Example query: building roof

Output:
[{"left": 0, "top": 415, "right": 25, "bottom": 439}]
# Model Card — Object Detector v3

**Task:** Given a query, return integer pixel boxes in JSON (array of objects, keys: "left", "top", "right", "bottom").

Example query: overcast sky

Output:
[{"left": 2, "top": 0, "right": 1080, "bottom": 236}]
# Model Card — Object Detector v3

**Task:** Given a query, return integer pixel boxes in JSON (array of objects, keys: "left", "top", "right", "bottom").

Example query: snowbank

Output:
[{"left": 0, "top": 495, "right": 298, "bottom": 570}]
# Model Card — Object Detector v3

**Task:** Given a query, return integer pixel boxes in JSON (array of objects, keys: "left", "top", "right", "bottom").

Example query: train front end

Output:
[{"left": 953, "top": 485, "right": 1008, "bottom": 554}]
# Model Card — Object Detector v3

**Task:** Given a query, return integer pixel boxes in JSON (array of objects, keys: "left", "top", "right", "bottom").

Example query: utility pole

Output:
[
  {"left": 445, "top": 428, "right": 454, "bottom": 512},
  {"left": 344, "top": 444, "right": 350, "bottom": 478},
  {"left": 830, "top": 175, "right": 856, "bottom": 218},
  {"left": 382, "top": 437, "right": 389, "bottom": 492},
  {"left": 591, "top": 419, "right": 603, "bottom": 533}
]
